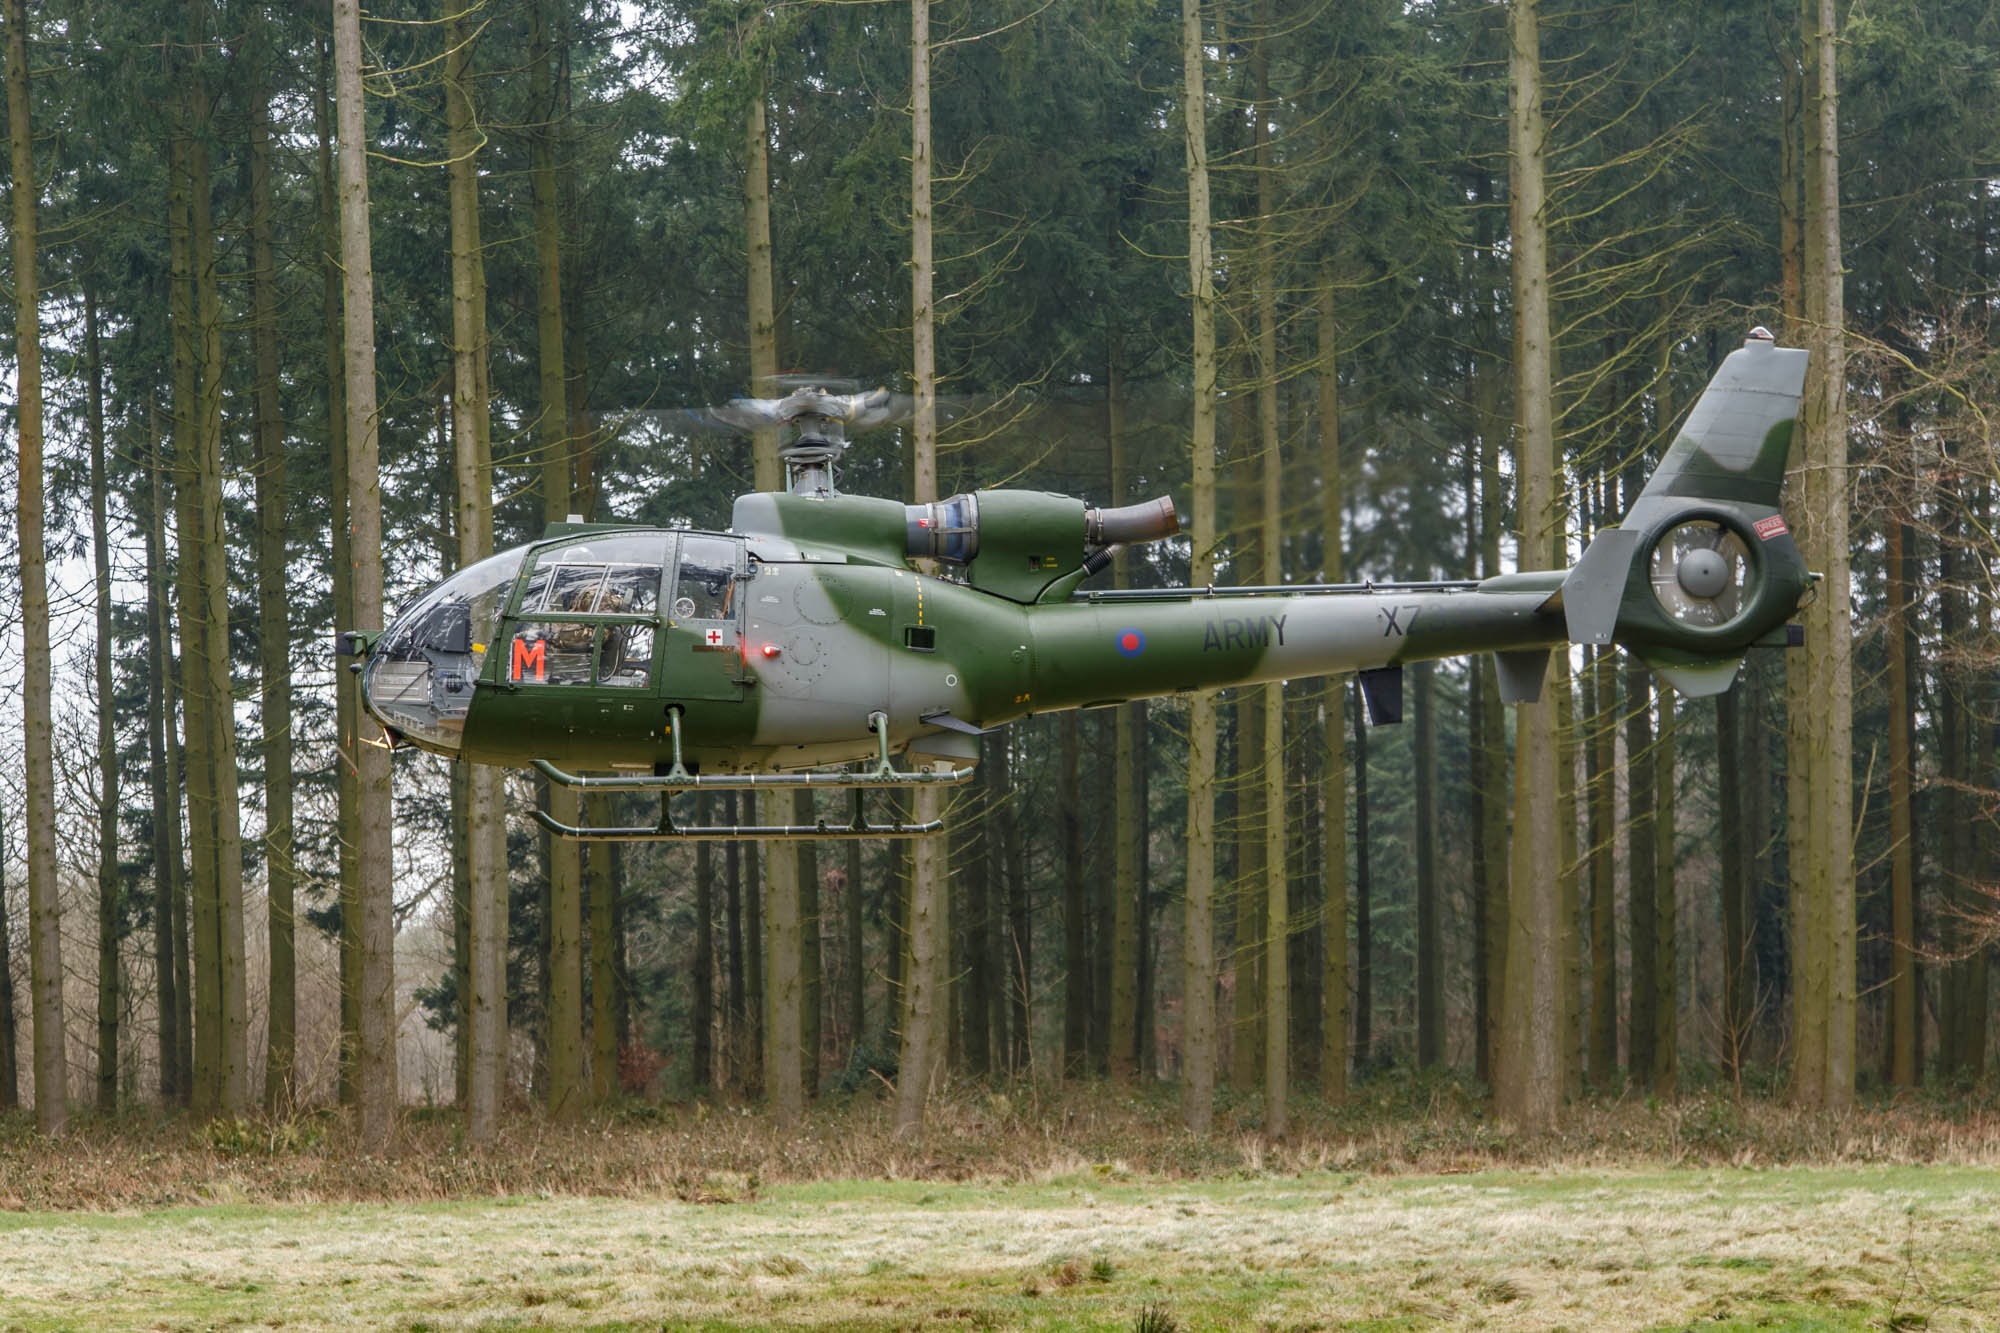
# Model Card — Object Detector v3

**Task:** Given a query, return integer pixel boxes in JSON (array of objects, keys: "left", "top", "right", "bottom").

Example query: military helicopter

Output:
[{"left": 341, "top": 329, "right": 1810, "bottom": 841}]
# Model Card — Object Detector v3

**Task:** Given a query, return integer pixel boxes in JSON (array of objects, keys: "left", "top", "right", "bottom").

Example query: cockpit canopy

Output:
[{"left": 361, "top": 530, "right": 740, "bottom": 756}]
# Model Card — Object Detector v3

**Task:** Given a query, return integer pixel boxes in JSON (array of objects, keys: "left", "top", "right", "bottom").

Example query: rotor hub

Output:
[{"left": 1676, "top": 547, "right": 1731, "bottom": 600}]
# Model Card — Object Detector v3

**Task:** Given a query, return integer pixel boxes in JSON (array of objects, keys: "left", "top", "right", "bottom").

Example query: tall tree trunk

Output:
[
  {"left": 246, "top": 16, "right": 295, "bottom": 1111},
  {"left": 1587, "top": 549, "right": 1619, "bottom": 1083},
  {"left": 1964, "top": 482, "right": 1993, "bottom": 1077},
  {"left": 998, "top": 737, "right": 1031, "bottom": 1071},
  {"left": 694, "top": 795, "right": 715, "bottom": 1091},
  {"left": 1353, "top": 683, "right": 1372, "bottom": 1070},
  {"left": 334, "top": 0, "right": 398, "bottom": 1142},
  {"left": 895, "top": 0, "right": 948, "bottom": 1136},
  {"left": 587, "top": 814, "right": 620, "bottom": 1103},
  {"left": 1317, "top": 268, "right": 1349, "bottom": 1102},
  {"left": 1743, "top": 659, "right": 1775, "bottom": 1069},
  {"left": 843, "top": 798, "right": 864, "bottom": 1064},
  {"left": 1180, "top": 0, "right": 1219, "bottom": 1132},
  {"left": 1783, "top": 1, "right": 1818, "bottom": 1104},
  {"left": 961, "top": 771, "right": 991, "bottom": 1078},
  {"left": 86, "top": 291, "right": 121, "bottom": 1115},
  {"left": 1061, "top": 714, "right": 1088, "bottom": 1076},
  {"left": 739, "top": 36, "right": 806, "bottom": 1124},
  {"left": 801, "top": 835, "right": 820, "bottom": 1098},
  {"left": 446, "top": 0, "right": 506, "bottom": 1140},
  {"left": 314, "top": 32, "right": 360, "bottom": 1110},
  {"left": 0, "top": 820, "right": 15, "bottom": 1109},
  {"left": 525, "top": 0, "right": 584, "bottom": 1121},
  {"left": 1653, "top": 691, "right": 1678, "bottom": 1096},
  {"left": 762, "top": 796, "right": 802, "bottom": 1121},
  {"left": 12, "top": 0, "right": 69, "bottom": 1135},
  {"left": 1091, "top": 716, "right": 1114, "bottom": 1073},
  {"left": 187, "top": 0, "right": 250, "bottom": 1115},
  {"left": 1557, "top": 654, "right": 1584, "bottom": 1099},
  {"left": 1883, "top": 456, "right": 1915, "bottom": 1086},
  {"left": 1251, "top": 5, "right": 1287, "bottom": 1135},
  {"left": 146, "top": 428, "right": 187, "bottom": 1106},
  {"left": 883, "top": 808, "right": 906, "bottom": 1049},
  {"left": 1415, "top": 663, "right": 1441, "bottom": 1068},
  {"left": 1795, "top": 0, "right": 1854, "bottom": 1110},
  {"left": 1494, "top": 0, "right": 1564, "bottom": 1128},
  {"left": 1718, "top": 682, "right": 1750, "bottom": 1088},
  {"left": 1469, "top": 650, "right": 1490, "bottom": 1083},
  {"left": 1473, "top": 229, "right": 1511, "bottom": 1081},
  {"left": 1234, "top": 677, "right": 1265, "bottom": 1091},
  {"left": 168, "top": 100, "right": 224, "bottom": 1117},
  {"left": 724, "top": 795, "right": 745, "bottom": 1079},
  {"left": 743, "top": 835, "right": 764, "bottom": 1090},
  {"left": 1965, "top": 501, "right": 1993, "bottom": 1077},
  {"left": 1625, "top": 660, "right": 1657, "bottom": 1086},
  {"left": 1108, "top": 330, "right": 1142, "bottom": 1083}
]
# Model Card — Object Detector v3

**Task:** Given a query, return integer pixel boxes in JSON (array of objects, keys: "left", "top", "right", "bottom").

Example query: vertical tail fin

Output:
[{"left": 1559, "top": 329, "right": 1811, "bottom": 695}]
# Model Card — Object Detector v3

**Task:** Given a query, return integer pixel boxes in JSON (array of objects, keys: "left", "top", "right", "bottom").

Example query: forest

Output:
[{"left": 1, "top": 0, "right": 1996, "bottom": 1150}]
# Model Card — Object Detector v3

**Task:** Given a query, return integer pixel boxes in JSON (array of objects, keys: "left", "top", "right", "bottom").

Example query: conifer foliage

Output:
[{"left": 0, "top": 0, "right": 1994, "bottom": 1134}]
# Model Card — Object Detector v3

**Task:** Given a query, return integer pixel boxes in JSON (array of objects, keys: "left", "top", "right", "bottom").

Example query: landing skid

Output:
[{"left": 530, "top": 710, "right": 969, "bottom": 841}]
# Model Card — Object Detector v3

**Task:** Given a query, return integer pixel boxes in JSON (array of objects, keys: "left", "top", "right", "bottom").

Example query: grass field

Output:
[{"left": 4, "top": 1163, "right": 1998, "bottom": 1331}]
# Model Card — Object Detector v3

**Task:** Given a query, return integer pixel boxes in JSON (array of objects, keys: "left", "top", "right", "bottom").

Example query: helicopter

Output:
[{"left": 341, "top": 328, "right": 1810, "bottom": 841}]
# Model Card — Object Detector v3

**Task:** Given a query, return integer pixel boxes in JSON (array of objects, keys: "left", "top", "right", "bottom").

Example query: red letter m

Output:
[{"left": 511, "top": 636, "right": 546, "bottom": 682}]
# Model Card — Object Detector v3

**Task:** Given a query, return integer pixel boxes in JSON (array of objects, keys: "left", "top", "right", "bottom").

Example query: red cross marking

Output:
[{"left": 706, "top": 628, "right": 724, "bottom": 646}]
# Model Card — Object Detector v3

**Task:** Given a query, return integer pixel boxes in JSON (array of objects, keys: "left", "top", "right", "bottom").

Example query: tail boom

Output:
[{"left": 1020, "top": 579, "right": 1566, "bottom": 715}]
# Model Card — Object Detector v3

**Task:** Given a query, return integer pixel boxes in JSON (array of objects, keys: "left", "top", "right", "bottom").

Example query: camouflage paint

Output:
[{"left": 361, "top": 332, "right": 1812, "bottom": 775}]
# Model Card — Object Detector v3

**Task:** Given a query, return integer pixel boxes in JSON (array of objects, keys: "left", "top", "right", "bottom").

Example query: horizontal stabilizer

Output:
[
  {"left": 1642, "top": 653, "right": 1744, "bottom": 698},
  {"left": 1560, "top": 528, "right": 1642, "bottom": 646}
]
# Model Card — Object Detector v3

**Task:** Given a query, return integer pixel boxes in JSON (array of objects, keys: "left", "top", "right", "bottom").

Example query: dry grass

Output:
[
  {"left": 2, "top": 1074, "right": 1998, "bottom": 1212},
  {"left": 1, "top": 1164, "right": 1997, "bottom": 1330},
  {"left": 3, "top": 1081, "right": 1999, "bottom": 1330}
]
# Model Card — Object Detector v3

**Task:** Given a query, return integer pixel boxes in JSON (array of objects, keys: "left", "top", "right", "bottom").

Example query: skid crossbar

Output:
[
  {"left": 531, "top": 710, "right": 962, "bottom": 840},
  {"left": 530, "top": 812, "right": 945, "bottom": 842},
  {"left": 533, "top": 710, "right": 975, "bottom": 794}
]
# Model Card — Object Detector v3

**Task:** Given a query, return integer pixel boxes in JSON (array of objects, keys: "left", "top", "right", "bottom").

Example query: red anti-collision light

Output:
[{"left": 761, "top": 644, "right": 781, "bottom": 658}]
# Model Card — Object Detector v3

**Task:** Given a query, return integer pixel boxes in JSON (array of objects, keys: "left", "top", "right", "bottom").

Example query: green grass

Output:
[{"left": 2, "top": 1165, "right": 1997, "bottom": 1330}]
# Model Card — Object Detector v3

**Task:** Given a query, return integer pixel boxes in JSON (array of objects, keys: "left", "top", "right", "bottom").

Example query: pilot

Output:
[{"left": 552, "top": 583, "right": 629, "bottom": 651}]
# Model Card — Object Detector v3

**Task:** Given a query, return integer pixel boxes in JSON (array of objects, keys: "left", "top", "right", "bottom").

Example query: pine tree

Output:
[
  {"left": 86, "top": 290, "right": 121, "bottom": 1114},
  {"left": 1494, "top": 0, "right": 1564, "bottom": 1128},
  {"left": 333, "top": 0, "right": 398, "bottom": 1142},
  {"left": 446, "top": 0, "right": 508, "bottom": 1140},
  {"left": 1180, "top": 0, "right": 1221, "bottom": 1135},
  {"left": 10, "top": 0, "right": 66, "bottom": 1136},
  {"left": 896, "top": 0, "right": 947, "bottom": 1136},
  {"left": 248, "top": 5, "right": 296, "bottom": 1110}
]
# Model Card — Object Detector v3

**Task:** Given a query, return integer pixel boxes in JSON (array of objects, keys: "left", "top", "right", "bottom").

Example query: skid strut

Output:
[{"left": 531, "top": 711, "right": 968, "bottom": 840}]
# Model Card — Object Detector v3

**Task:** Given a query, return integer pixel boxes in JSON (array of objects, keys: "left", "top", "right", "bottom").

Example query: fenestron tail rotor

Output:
[{"left": 1649, "top": 519, "right": 1752, "bottom": 629}]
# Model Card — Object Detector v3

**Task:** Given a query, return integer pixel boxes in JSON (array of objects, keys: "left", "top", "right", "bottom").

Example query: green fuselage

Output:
[
  {"left": 356, "top": 333, "right": 1813, "bottom": 783},
  {"left": 384, "top": 526, "right": 1565, "bottom": 775}
]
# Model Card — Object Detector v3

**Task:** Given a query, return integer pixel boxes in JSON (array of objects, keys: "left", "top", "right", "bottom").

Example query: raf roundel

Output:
[{"left": 1114, "top": 627, "right": 1146, "bottom": 658}]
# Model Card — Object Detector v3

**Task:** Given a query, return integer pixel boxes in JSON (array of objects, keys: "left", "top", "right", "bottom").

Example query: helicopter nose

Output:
[
  {"left": 361, "top": 613, "right": 475, "bottom": 756},
  {"left": 360, "top": 546, "right": 529, "bottom": 756}
]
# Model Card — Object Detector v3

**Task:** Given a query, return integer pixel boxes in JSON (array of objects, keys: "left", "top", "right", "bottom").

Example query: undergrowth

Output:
[{"left": 1, "top": 1070, "right": 1996, "bottom": 1212}]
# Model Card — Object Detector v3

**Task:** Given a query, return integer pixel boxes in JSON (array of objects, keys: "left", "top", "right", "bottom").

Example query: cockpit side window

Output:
[
  {"left": 672, "top": 535, "right": 738, "bottom": 622},
  {"left": 506, "top": 534, "right": 667, "bottom": 687}
]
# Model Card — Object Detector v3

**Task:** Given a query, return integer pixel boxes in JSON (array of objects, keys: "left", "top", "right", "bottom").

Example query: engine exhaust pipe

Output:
[{"left": 1086, "top": 496, "right": 1179, "bottom": 546}]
